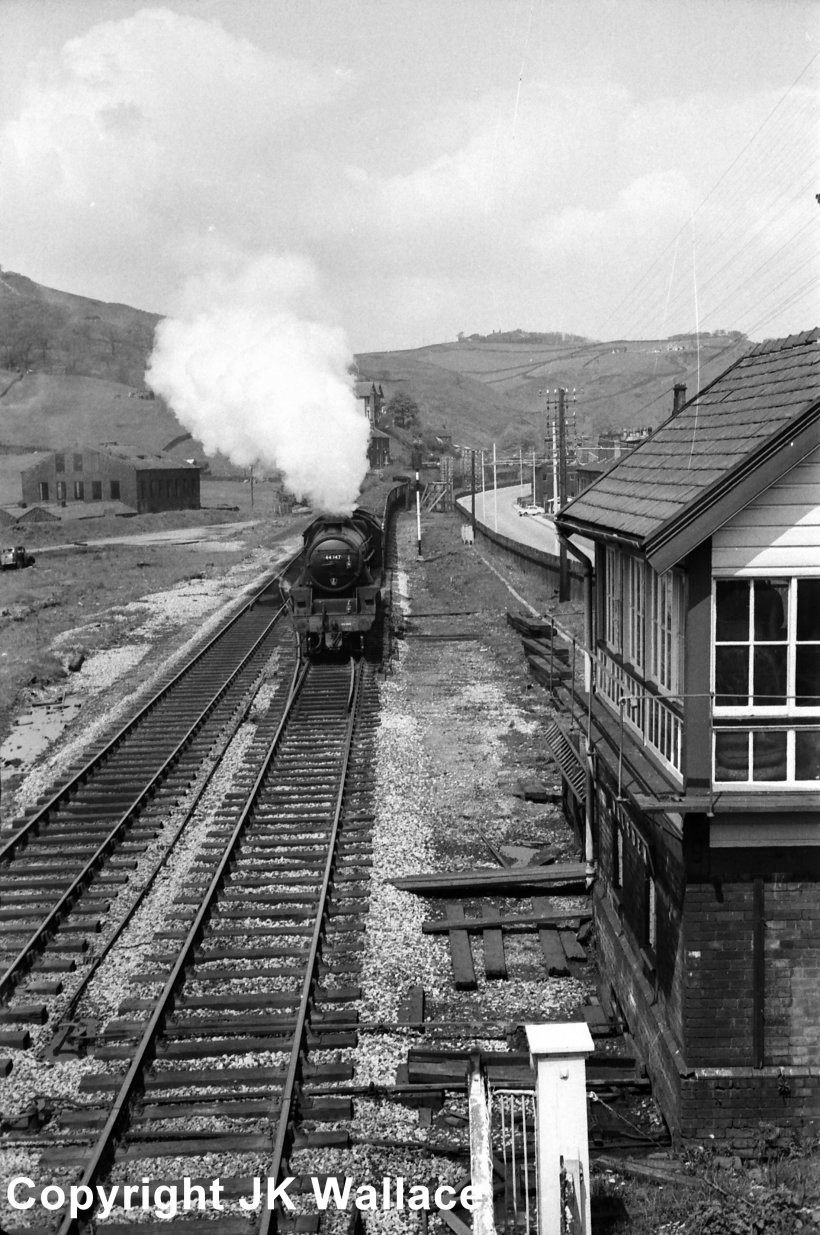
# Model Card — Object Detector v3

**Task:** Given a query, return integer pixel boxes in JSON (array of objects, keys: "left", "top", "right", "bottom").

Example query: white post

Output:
[
  {"left": 467, "top": 1056, "right": 496, "bottom": 1235},
  {"left": 526, "top": 1022, "right": 594, "bottom": 1235},
  {"left": 493, "top": 442, "right": 497, "bottom": 532},
  {"left": 532, "top": 450, "right": 536, "bottom": 504},
  {"left": 415, "top": 470, "right": 422, "bottom": 557},
  {"left": 551, "top": 412, "right": 560, "bottom": 513}
]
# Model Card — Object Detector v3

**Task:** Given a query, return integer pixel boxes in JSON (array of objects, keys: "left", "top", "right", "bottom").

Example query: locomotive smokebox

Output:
[{"left": 291, "top": 508, "right": 384, "bottom": 657}]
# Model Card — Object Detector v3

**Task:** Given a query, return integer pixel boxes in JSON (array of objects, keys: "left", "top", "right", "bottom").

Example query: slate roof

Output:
[
  {"left": 558, "top": 329, "right": 820, "bottom": 564},
  {"left": 94, "top": 446, "right": 199, "bottom": 471}
]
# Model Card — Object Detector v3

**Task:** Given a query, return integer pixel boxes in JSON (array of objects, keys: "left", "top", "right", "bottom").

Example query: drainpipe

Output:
[{"left": 557, "top": 531, "right": 596, "bottom": 882}]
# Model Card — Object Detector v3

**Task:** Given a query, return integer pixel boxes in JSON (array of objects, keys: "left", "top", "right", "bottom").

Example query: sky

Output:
[{"left": 1, "top": 0, "right": 818, "bottom": 352}]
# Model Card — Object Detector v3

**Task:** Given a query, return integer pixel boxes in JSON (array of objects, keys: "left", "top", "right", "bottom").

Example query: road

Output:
[{"left": 456, "top": 483, "right": 594, "bottom": 563}]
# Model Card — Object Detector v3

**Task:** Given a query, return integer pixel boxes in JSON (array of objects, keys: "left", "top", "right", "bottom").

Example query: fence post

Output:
[
  {"left": 467, "top": 1053, "right": 497, "bottom": 1235},
  {"left": 525, "top": 1022, "right": 595, "bottom": 1234}
]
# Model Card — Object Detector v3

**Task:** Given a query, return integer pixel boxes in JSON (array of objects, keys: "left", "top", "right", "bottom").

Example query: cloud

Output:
[
  {"left": 1, "top": 4, "right": 815, "bottom": 348},
  {"left": 1, "top": 6, "right": 343, "bottom": 302}
]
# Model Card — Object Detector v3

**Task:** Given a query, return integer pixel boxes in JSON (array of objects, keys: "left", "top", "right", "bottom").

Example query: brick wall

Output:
[
  {"left": 683, "top": 877, "right": 820, "bottom": 1070},
  {"left": 684, "top": 882, "right": 756, "bottom": 1066},
  {"left": 591, "top": 787, "right": 820, "bottom": 1142},
  {"left": 764, "top": 881, "right": 820, "bottom": 1067},
  {"left": 679, "top": 1071, "right": 820, "bottom": 1149}
]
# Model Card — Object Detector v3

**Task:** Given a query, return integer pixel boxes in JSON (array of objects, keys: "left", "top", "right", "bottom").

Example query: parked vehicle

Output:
[
  {"left": 517, "top": 504, "right": 543, "bottom": 517},
  {"left": 0, "top": 545, "right": 35, "bottom": 570}
]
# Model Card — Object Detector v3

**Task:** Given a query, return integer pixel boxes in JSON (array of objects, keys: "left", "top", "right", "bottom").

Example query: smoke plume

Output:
[{"left": 146, "top": 256, "right": 370, "bottom": 513}]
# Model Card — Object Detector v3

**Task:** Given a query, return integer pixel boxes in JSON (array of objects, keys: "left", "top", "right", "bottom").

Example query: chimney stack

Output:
[{"left": 672, "top": 383, "right": 687, "bottom": 416}]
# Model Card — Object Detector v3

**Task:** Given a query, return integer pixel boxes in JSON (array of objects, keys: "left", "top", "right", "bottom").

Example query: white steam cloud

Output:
[{"left": 146, "top": 256, "right": 370, "bottom": 514}]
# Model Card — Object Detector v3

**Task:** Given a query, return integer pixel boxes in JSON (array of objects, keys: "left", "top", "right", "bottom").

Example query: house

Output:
[
  {"left": 354, "top": 381, "right": 385, "bottom": 425},
  {"left": 21, "top": 446, "right": 200, "bottom": 514},
  {"left": 551, "top": 330, "right": 820, "bottom": 1147}
]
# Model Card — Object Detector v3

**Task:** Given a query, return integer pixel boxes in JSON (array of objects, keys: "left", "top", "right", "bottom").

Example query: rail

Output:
[
  {"left": 55, "top": 646, "right": 308, "bottom": 1235},
  {"left": 259, "top": 658, "right": 363, "bottom": 1235},
  {"left": 50, "top": 600, "right": 295, "bottom": 1042},
  {"left": 0, "top": 563, "right": 297, "bottom": 864},
  {"left": 0, "top": 593, "right": 291, "bottom": 1003}
]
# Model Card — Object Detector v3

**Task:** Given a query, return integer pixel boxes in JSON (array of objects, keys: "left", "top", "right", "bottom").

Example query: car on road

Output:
[{"left": 517, "top": 504, "right": 543, "bottom": 517}]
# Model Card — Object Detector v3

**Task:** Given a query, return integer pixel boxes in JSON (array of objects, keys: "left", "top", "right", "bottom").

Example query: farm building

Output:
[
  {"left": 550, "top": 329, "right": 820, "bottom": 1146},
  {"left": 367, "top": 427, "right": 391, "bottom": 470},
  {"left": 21, "top": 446, "right": 200, "bottom": 515}
]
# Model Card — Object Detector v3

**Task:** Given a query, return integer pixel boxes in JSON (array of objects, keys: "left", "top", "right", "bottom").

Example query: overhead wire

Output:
[{"left": 596, "top": 50, "right": 820, "bottom": 341}]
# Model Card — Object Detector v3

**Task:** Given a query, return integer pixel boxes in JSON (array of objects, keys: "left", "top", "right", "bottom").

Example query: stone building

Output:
[{"left": 21, "top": 446, "right": 200, "bottom": 515}]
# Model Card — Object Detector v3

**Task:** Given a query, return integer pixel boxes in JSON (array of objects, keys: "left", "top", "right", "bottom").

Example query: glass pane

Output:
[
  {"left": 715, "top": 580, "right": 749, "bottom": 641},
  {"left": 714, "top": 730, "right": 749, "bottom": 781},
  {"left": 752, "top": 730, "right": 788, "bottom": 780},
  {"left": 795, "top": 730, "right": 820, "bottom": 781},
  {"left": 753, "top": 645, "right": 787, "bottom": 705},
  {"left": 715, "top": 646, "right": 749, "bottom": 705},
  {"left": 796, "top": 646, "right": 820, "bottom": 708},
  {"left": 797, "top": 579, "right": 820, "bottom": 641},
  {"left": 753, "top": 580, "right": 788, "bottom": 641}
]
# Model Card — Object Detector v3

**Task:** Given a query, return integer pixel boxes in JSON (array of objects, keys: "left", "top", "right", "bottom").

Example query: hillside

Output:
[
  {"left": 0, "top": 267, "right": 753, "bottom": 462},
  {"left": 0, "top": 269, "right": 159, "bottom": 387},
  {"left": 359, "top": 333, "right": 750, "bottom": 447}
]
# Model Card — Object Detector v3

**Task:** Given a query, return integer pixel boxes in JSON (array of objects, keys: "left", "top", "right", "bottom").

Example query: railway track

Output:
[
  {"left": 0, "top": 574, "right": 295, "bottom": 1017},
  {"left": 7, "top": 655, "right": 380, "bottom": 1235}
]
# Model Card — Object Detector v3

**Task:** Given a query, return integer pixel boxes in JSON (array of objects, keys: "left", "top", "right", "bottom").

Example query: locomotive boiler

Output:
[{"left": 289, "top": 508, "right": 384, "bottom": 656}]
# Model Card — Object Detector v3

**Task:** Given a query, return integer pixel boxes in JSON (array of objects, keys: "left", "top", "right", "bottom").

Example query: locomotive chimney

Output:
[{"left": 672, "top": 382, "right": 687, "bottom": 416}]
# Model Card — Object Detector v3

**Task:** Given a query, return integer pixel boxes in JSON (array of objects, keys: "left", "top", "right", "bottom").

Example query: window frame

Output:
[
  {"left": 647, "top": 567, "right": 685, "bottom": 696},
  {"left": 712, "top": 575, "right": 820, "bottom": 788}
]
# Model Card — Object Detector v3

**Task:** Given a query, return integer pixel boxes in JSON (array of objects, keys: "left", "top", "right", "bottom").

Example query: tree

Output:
[{"left": 385, "top": 391, "right": 420, "bottom": 429}]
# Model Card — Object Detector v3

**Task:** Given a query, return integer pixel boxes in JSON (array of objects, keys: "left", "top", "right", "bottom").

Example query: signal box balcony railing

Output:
[
  {"left": 538, "top": 619, "right": 820, "bottom": 817},
  {"left": 538, "top": 618, "right": 692, "bottom": 813},
  {"left": 595, "top": 647, "right": 683, "bottom": 781}
]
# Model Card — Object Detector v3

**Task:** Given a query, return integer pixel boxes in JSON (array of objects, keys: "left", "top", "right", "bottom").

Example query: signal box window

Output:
[{"left": 714, "top": 577, "right": 820, "bottom": 784}]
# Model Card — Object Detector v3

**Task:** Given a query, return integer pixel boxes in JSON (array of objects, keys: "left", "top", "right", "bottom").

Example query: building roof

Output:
[
  {"left": 94, "top": 446, "right": 200, "bottom": 471},
  {"left": 22, "top": 446, "right": 199, "bottom": 474},
  {"left": 558, "top": 329, "right": 820, "bottom": 571}
]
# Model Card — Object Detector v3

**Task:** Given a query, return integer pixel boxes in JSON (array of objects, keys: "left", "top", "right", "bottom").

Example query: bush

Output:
[{"left": 682, "top": 1191, "right": 818, "bottom": 1234}]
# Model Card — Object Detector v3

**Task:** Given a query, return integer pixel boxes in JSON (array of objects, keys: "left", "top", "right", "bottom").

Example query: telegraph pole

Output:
[{"left": 557, "top": 387, "right": 570, "bottom": 600}]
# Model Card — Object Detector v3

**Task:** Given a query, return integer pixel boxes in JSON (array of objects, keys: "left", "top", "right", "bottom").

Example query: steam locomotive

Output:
[{"left": 289, "top": 508, "right": 384, "bottom": 656}]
